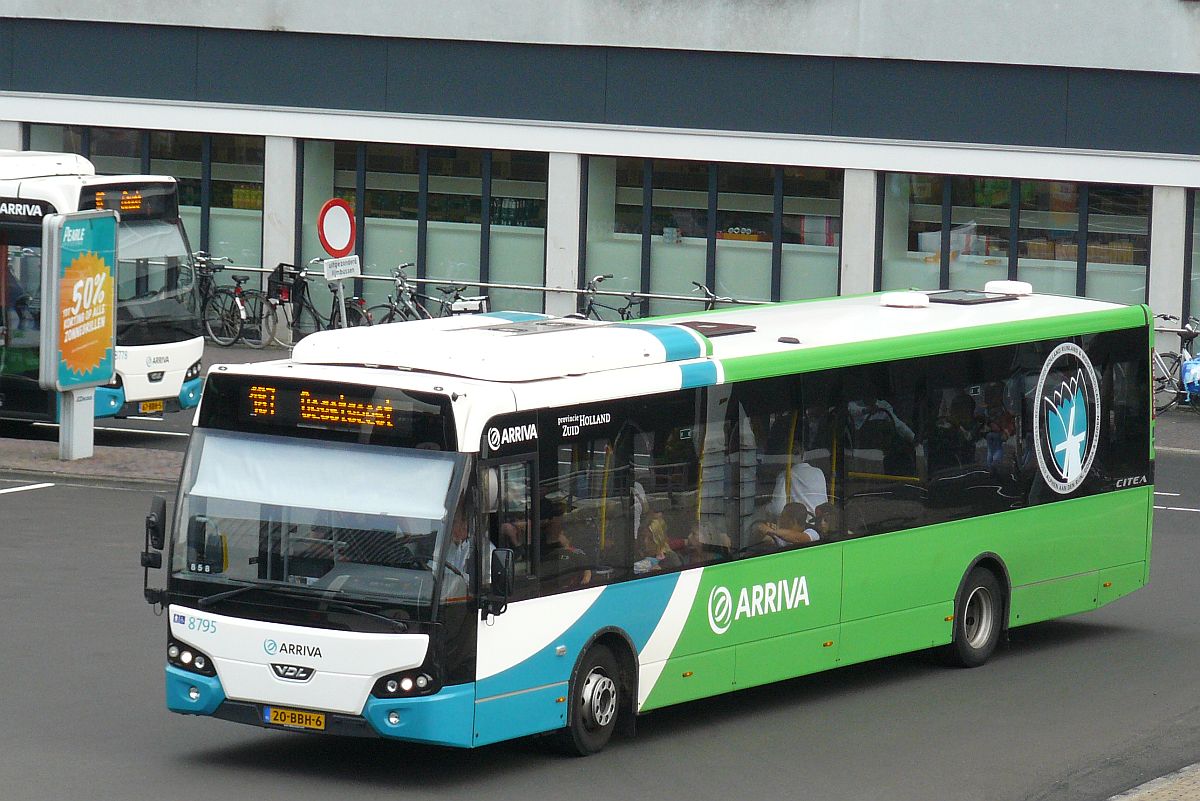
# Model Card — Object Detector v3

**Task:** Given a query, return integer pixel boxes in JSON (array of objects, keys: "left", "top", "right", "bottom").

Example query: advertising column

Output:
[{"left": 38, "top": 210, "right": 119, "bottom": 460}]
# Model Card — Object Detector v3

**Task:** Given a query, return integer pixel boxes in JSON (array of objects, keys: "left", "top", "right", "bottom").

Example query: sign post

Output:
[
  {"left": 316, "top": 199, "right": 359, "bottom": 329},
  {"left": 38, "top": 210, "right": 119, "bottom": 460}
]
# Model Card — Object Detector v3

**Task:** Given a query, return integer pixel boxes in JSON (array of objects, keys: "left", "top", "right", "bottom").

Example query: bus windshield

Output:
[
  {"left": 171, "top": 429, "right": 469, "bottom": 623},
  {"left": 113, "top": 218, "right": 200, "bottom": 345}
]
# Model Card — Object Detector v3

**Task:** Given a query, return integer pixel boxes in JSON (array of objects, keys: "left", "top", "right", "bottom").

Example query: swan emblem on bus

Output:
[{"left": 1034, "top": 342, "right": 1100, "bottom": 495}]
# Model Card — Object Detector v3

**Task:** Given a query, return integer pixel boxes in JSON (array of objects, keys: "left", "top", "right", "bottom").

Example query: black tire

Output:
[
  {"left": 554, "top": 644, "right": 621, "bottom": 756},
  {"left": 367, "top": 304, "right": 399, "bottom": 325},
  {"left": 946, "top": 568, "right": 1003, "bottom": 668},
  {"left": 203, "top": 289, "right": 242, "bottom": 347},
  {"left": 239, "top": 290, "right": 275, "bottom": 348},
  {"left": 1154, "top": 351, "right": 1182, "bottom": 413}
]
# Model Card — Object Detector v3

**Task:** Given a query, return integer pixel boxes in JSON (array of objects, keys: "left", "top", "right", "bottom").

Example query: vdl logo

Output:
[
  {"left": 263, "top": 639, "right": 279, "bottom": 656},
  {"left": 1033, "top": 342, "right": 1101, "bottom": 495}
]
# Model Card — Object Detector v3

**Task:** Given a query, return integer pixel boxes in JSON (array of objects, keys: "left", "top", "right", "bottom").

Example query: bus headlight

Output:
[
  {"left": 372, "top": 670, "right": 438, "bottom": 698},
  {"left": 184, "top": 361, "right": 203, "bottom": 382},
  {"left": 168, "top": 638, "right": 217, "bottom": 677}
]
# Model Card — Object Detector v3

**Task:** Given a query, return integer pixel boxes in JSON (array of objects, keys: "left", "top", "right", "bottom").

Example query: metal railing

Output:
[{"left": 202, "top": 261, "right": 769, "bottom": 311}]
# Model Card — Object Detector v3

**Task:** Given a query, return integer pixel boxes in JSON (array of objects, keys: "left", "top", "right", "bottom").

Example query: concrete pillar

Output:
[
  {"left": 0, "top": 121, "right": 22, "bottom": 150},
  {"left": 839, "top": 169, "right": 878, "bottom": 295},
  {"left": 1148, "top": 185, "right": 1187, "bottom": 351},
  {"left": 544, "top": 152, "right": 582, "bottom": 316},
  {"left": 262, "top": 136, "right": 297, "bottom": 277}
]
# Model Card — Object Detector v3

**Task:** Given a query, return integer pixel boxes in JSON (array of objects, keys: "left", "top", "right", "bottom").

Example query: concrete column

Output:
[
  {"left": 544, "top": 152, "right": 582, "bottom": 316},
  {"left": 839, "top": 168, "right": 878, "bottom": 295},
  {"left": 262, "top": 136, "right": 297, "bottom": 277},
  {"left": 1148, "top": 185, "right": 1187, "bottom": 351},
  {"left": 0, "top": 121, "right": 22, "bottom": 150}
]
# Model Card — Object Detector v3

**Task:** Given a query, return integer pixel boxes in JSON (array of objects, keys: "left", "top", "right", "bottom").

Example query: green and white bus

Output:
[{"left": 146, "top": 281, "right": 1152, "bottom": 755}]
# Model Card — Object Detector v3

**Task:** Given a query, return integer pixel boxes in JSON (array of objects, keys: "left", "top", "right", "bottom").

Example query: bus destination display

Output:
[{"left": 245, "top": 384, "right": 395, "bottom": 430}]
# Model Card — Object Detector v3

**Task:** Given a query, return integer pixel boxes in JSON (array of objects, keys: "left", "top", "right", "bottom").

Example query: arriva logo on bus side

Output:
[
  {"left": 486, "top": 423, "right": 538, "bottom": 451},
  {"left": 707, "top": 576, "right": 810, "bottom": 635}
]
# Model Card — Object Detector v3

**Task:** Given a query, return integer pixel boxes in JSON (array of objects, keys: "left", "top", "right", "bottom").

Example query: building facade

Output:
[{"left": 2, "top": 2, "right": 1199, "bottom": 322}]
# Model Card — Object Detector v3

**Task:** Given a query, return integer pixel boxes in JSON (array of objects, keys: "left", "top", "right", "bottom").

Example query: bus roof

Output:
[
  {"left": 291, "top": 291, "right": 1147, "bottom": 388},
  {"left": 0, "top": 149, "right": 94, "bottom": 180}
]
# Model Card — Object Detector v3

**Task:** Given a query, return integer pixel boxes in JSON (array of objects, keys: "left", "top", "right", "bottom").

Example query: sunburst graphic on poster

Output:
[{"left": 57, "top": 252, "right": 113, "bottom": 377}]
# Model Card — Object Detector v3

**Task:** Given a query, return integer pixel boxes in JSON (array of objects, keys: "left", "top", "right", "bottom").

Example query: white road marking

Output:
[
  {"left": 1154, "top": 505, "right": 1200, "bottom": 513},
  {"left": 1154, "top": 491, "right": 1180, "bottom": 496},
  {"left": 32, "top": 422, "right": 190, "bottom": 438},
  {"left": 0, "top": 482, "right": 55, "bottom": 495}
]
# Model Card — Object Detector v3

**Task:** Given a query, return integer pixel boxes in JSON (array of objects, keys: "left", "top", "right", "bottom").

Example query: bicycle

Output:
[
  {"left": 194, "top": 252, "right": 275, "bottom": 349},
  {"left": 1152, "top": 313, "right": 1200, "bottom": 413},
  {"left": 265, "top": 258, "right": 371, "bottom": 344},
  {"left": 576, "top": 274, "right": 645, "bottom": 321},
  {"left": 691, "top": 281, "right": 733, "bottom": 311},
  {"left": 433, "top": 283, "right": 489, "bottom": 317},
  {"left": 194, "top": 253, "right": 243, "bottom": 346},
  {"left": 367, "top": 263, "right": 434, "bottom": 324}
]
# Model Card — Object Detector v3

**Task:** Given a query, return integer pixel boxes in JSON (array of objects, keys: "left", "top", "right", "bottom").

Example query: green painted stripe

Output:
[{"left": 721, "top": 305, "right": 1149, "bottom": 384}]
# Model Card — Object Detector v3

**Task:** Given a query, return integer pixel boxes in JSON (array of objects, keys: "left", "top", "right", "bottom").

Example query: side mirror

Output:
[
  {"left": 141, "top": 495, "right": 168, "bottom": 606},
  {"left": 485, "top": 548, "right": 515, "bottom": 617},
  {"left": 146, "top": 495, "right": 167, "bottom": 551}
]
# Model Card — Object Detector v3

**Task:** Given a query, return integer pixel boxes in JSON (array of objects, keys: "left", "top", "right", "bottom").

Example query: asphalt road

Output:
[{"left": 0, "top": 452, "right": 1198, "bottom": 801}]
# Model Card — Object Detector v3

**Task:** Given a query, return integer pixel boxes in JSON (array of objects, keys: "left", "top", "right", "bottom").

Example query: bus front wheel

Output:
[
  {"left": 947, "top": 568, "right": 1003, "bottom": 668},
  {"left": 555, "top": 644, "right": 621, "bottom": 756}
]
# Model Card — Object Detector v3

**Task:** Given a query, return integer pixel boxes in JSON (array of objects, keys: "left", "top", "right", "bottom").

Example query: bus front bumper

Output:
[
  {"left": 97, "top": 376, "right": 201, "bottom": 418},
  {"left": 164, "top": 666, "right": 476, "bottom": 748}
]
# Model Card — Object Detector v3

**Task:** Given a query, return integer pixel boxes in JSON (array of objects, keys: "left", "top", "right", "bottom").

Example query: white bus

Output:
[
  {"left": 143, "top": 286, "right": 1152, "bottom": 754},
  {"left": 1, "top": 150, "right": 203, "bottom": 421}
]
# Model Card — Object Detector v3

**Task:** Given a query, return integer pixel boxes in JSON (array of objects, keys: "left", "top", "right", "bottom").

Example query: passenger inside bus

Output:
[
  {"left": 538, "top": 498, "right": 591, "bottom": 589},
  {"left": 632, "top": 512, "right": 681, "bottom": 574}
]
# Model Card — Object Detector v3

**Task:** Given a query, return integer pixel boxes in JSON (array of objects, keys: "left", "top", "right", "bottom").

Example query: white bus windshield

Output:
[
  {"left": 113, "top": 218, "right": 200, "bottom": 345},
  {"left": 172, "top": 429, "right": 468, "bottom": 619}
]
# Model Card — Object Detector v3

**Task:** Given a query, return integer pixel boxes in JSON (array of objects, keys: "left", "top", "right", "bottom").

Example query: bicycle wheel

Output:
[
  {"left": 270, "top": 302, "right": 291, "bottom": 347},
  {"left": 330, "top": 302, "right": 371, "bottom": 329},
  {"left": 367, "top": 304, "right": 400, "bottom": 325},
  {"left": 203, "top": 288, "right": 242, "bottom": 347},
  {"left": 1154, "top": 351, "right": 1182, "bottom": 413},
  {"left": 239, "top": 290, "right": 275, "bottom": 349}
]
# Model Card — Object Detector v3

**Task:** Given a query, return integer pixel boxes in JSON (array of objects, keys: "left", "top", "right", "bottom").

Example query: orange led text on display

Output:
[{"left": 299, "top": 390, "right": 395, "bottom": 428}]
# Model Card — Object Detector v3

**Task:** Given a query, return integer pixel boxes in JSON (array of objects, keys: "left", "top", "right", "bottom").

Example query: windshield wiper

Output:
[
  {"left": 196, "top": 582, "right": 408, "bottom": 632},
  {"left": 324, "top": 601, "right": 408, "bottom": 633},
  {"left": 197, "top": 581, "right": 266, "bottom": 608}
]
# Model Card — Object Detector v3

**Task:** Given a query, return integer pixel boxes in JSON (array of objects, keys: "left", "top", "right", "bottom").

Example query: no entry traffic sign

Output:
[{"left": 317, "top": 198, "right": 355, "bottom": 258}]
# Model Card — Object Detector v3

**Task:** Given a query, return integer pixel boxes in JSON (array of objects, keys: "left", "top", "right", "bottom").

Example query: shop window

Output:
[
  {"left": 209, "top": 134, "right": 264, "bottom": 268},
  {"left": 781, "top": 167, "right": 842, "bottom": 300},
  {"left": 946, "top": 176, "right": 1011, "bottom": 290},
  {"left": 1085, "top": 184, "right": 1150, "bottom": 304},
  {"left": 488, "top": 150, "right": 547, "bottom": 313},
  {"left": 1017, "top": 180, "right": 1081, "bottom": 296},
  {"left": 89, "top": 127, "right": 142, "bottom": 175},
  {"left": 879, "top": 173, "right": 945, "bottom": 290},
  {"left": 715, "top": 163, "right": 773, "bottom": 303},
  {"left": 150, "top": 131, "right": 203, "bottom": 261}
]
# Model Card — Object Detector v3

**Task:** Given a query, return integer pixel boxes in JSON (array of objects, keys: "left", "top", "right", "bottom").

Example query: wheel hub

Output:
[{"left": 580, "top": 669, "right": 617, "bottom": 730}]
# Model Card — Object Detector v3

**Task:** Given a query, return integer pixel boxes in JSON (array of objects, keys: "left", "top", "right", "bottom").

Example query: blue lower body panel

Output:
[
  {"left": 165, "top": 665, "right": 226, "bottom": 716},
  {"left": 362, "top": 684, "right": 476, "bottom": 747}
]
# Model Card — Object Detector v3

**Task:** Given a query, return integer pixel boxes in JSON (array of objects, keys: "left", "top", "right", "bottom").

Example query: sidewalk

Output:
[{"left": 0, "top": 434, "right": 183, "bottom": 486}]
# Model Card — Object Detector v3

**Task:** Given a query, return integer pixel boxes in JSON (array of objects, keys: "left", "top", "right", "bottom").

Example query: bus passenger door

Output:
[{"left": 473, "top": 455, "right": 573, "bottom": 745}]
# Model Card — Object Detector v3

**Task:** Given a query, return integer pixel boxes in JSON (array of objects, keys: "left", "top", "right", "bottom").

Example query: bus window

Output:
[
  {"left": 843, "top": 364, "right": 923, "bottom": 536},
  {"left": 486, "top": 461, "right": 537, "bottom": 599}
]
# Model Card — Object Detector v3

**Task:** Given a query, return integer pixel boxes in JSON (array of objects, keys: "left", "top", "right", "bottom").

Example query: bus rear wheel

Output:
[
  {"left": 555, "top": 644, "right": 621, "bottom": 756},
  {"left": 946, "top": 568, "right": 1003, "bottom": 668}
]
